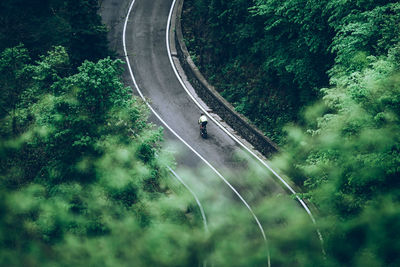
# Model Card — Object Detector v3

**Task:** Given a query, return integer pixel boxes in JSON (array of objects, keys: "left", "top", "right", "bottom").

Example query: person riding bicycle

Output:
[{"left": 198, "top": 113, "right": 208, "bottom": 129}]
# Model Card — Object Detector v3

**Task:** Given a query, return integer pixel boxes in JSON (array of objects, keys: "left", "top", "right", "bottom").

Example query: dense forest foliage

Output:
[
  {"left": 0, "top": 45, "right": 207, "bottom": 265},
  {"left": 182, "top": 0, "right": 400, "bottom": 144},
  {"left": 0, "top": 0, "right": 110, "bottom": 66},
  {"left": 183, "top": 0, "right": 400, "bottom": 266},
  {"left": 0, "top": 0, "right": 205, "bottom": 265}
]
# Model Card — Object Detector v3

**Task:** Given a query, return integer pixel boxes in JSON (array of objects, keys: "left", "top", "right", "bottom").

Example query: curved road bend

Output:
[{"left": 100, "top": 0, "right": 310, "bottom": 261}]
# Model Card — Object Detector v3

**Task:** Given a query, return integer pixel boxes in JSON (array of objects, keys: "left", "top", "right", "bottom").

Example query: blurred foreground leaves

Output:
[
  {"left": 274, "top": 44, "right": 400, "bottom": 266},
  {"left": 0, "top": 45, "right": 208, "bottom": 266}
]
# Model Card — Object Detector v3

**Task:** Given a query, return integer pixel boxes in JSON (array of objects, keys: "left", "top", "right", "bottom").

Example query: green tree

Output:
[
  {"left": 183, "top": 0, "right": 400, "bottom": 144},
  {"left": 183, "top": 0, "right": 335, "bottom": 143},
  {"left": 0, "top": 45, "right": 32, "bottom": 122},
  {"left": 0, "top": 46, "right": 208, "bottom": 266},
  {"left": 274, "top": 45, "right": 400, "bottom": 266},
  {"left": 0, "top": 0, "right": 110, "bottom": 65}
]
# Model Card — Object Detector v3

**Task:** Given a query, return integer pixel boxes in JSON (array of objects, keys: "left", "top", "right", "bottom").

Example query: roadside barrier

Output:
[{"left": 172, "top": 0, "right": 279, "bottom": 158}]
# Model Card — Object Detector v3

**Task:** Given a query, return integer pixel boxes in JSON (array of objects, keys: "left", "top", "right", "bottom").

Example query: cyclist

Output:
[{"left": 198, "top": 113, "right": 208, "bottom": 128}]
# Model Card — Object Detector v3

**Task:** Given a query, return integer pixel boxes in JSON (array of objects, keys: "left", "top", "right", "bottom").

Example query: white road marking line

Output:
[
  {"left": 123, "top": 1, "right": 271, "bottom": 266},
  {"left": 166, "top": 0, "right": 324, "bottom": 255},
  {"left": 168, "top": 167, "right": 209, "bottom": 232}
]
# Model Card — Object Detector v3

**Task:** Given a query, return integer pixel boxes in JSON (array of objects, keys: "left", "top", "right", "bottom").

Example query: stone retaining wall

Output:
[{"left": 172, "top": 0, "right": 279, "bottom": 157}]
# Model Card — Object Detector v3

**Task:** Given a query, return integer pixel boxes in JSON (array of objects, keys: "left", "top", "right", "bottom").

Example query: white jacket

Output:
[{"left": 198, "top": 115, "right": 207, "bottom": 124}]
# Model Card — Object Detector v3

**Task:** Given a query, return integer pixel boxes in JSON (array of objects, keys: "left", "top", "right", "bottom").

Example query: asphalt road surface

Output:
[{"left": 100, "top": 0, "right": 311, "bottom": 263}]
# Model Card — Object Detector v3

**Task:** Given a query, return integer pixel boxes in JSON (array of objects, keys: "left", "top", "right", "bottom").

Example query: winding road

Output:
[{"left": 100, "top": 0, "right": 321, "bottom": 265}]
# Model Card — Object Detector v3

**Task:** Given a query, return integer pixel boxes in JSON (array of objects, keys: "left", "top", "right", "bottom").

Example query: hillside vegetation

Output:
[
  {"left": 0, "top": 1, "right": 205, "bottom": 265},
  {"left": 182, "top": 0, "right": 400, "bottom": 265},
  {"left": 182, "top": 0, "right": 400, "bottom": 144}
]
